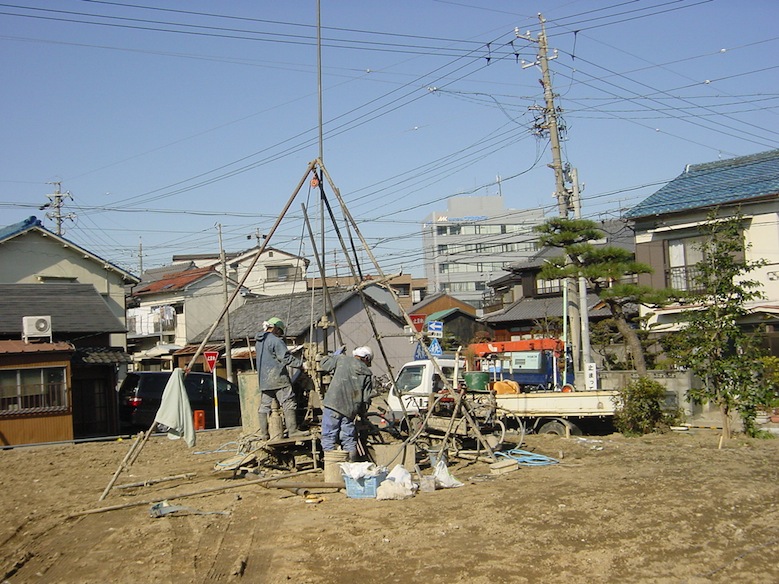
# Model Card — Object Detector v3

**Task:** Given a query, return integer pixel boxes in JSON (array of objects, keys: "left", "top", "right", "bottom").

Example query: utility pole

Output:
[
  {"left": 217, "top": 224, "right": 233, "bottom": 382},
  {"left": 41, "top": 181, "right": 75, "bottom": 235},
  {"left": 518, "top": 15, "right": 570, "bottom": 217},
  {"left": 518, "top": 14, "right": 581, "bottom": 381},
  {"left": 569, "top": 167, "right": 592, "bottom": 370},
  {"left": 138, "top": 237, "right": 144, "bottom": 275}
]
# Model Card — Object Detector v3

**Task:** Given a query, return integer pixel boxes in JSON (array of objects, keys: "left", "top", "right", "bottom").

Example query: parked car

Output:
[{"left": 118, "top": 371, "right": 241, "bottom": 431}]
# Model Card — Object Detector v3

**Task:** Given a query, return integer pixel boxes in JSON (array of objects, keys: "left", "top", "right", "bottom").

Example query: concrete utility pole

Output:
[
  {"left": 569, "top": 167, "right": 592, "bottom": 369},
  {"left": 41, "top": 181, "right": 75, "bottom": 235},
  {"left": 217, "top": 224, "right": 233, "bottom": 382}
]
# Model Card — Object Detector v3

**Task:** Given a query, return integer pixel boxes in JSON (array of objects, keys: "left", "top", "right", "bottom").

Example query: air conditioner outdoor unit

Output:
[{"left": 22, "top": 315, "right": 52, "bottom": 342}]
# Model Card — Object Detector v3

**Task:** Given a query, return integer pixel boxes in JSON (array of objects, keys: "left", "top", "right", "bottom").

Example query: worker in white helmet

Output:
[{"left": 319, "top": 346, "right": 374, "bottom": 461}]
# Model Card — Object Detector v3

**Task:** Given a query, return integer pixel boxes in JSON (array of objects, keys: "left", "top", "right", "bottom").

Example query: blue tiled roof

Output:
[
  {"left": 626, "top": 149, "right": 779, "bottom": 219},
  {"left": 0, "top": 215, "right": 139, "bottom": 282},
  {"left": 0, "top": 216, "right": 42, "bottom": 242}
]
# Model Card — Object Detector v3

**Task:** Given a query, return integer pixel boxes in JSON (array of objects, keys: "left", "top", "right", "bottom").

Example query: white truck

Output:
[{"left": 386, "top": 358, "right": 617, "bottom": 435}]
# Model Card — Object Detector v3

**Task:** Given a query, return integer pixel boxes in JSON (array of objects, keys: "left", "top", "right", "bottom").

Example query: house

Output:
[
  {"left": 181, "top": 285, "right": 410, "bottom": 379},
  {"left": 127, "top": 265, "right": 245, "bottom": 370},
  {"left": 0, "top": 216, "right": 138, "bottom": 346},
  {"left": 0, "top": 216, "right": 139, "bottom": 445},
  {"left": 0, "top": 284, "right": 131, "bottom": 445},
  {"left": 421, "top": 308, "right": 487, "bottom": 348},
  {"left": 308, "top": 274, "right": 428, "bottom": 312},
  {"left": 626, "top": 149, "right": 779, "bottom": 351},
  {"left": 172, "top": 245, "right": 309, "bottom": 297}
]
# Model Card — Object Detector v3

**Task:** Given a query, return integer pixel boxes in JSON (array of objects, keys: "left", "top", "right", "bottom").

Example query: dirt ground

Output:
[{"left": 1, "top": 425, "right": 778, "bottom": 584}]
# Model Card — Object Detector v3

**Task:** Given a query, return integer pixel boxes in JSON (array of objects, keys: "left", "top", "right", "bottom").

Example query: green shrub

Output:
[{"left": 613, "top": 377, "right": 679, "bottom": 436}]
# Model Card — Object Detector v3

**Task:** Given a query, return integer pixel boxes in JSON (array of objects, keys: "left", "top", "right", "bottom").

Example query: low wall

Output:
[{"left": 580, "top": 370, "right": 713, "bottom": 418}]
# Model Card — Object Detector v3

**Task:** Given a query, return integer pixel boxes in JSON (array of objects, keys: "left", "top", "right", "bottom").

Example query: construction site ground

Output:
[{"left": 2, "top": 427, "right": 778, "bottom": 584}]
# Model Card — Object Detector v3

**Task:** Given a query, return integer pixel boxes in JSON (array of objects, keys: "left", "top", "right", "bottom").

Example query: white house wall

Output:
[
  {"left": 635, "top": 202, "right": 779, "bottom": 330},
  {"left": 0, "top": 231, "right": 131, "bottom": 347}
]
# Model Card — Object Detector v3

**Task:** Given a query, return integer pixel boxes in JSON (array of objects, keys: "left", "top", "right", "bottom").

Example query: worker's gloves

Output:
[{"left": 333, "top": 345, "right": 346, "bottom": 356}]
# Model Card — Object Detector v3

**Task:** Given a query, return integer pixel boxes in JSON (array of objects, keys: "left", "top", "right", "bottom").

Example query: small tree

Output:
[
  {"left": 661, "top": 211, "right": 770, "bottom": 438},
  {"left": 613, "top": 377, "right": 679, "bottom": 435},
  {"left": 535, "top": 218, "right": 669, "bottom": 375}
]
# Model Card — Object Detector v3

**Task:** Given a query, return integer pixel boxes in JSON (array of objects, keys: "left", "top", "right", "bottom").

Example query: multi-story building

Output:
[{"left": 422, "top": 196, "right": 545, "bottom": 310}]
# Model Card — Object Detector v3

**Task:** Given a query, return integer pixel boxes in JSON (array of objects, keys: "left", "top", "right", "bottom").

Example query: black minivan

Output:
[{"left": 118, "top": 371, "right": 241, "bottom": 431}]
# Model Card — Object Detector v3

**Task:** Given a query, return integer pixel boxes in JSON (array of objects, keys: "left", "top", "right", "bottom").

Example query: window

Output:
[
  {"left": 396, "top": 365, "right": 424, "bottom": 392},
  {"left": 0, "top": 367, "right": 68, "bottom": 414},
  {"left": 536, "top": 277, "right": 562, "bottom": 295},
  {"left": 267, "top": 265, "right": 301, "bottom": 283},
  {"left": 667, "top": 236, "right": 705, "bottom": 291}
]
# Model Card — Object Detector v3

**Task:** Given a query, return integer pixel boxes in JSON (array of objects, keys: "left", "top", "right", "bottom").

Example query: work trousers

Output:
[
  {"left": 258, "top": 386, "right": 296, "bottom": 415},
  {"left": 320, "top": 407, "right": 356, "bottom": 454}
]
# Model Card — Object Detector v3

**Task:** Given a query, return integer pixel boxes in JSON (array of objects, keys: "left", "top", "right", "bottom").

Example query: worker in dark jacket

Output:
[
  {"left": 319, "top": 346, "right": 374, "bottom": 461},
  {"left": 255, "top": 317, "right": 307, "bottom": 439}
]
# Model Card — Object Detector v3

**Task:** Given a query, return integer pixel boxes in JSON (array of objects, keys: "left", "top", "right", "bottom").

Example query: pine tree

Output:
[{"left": 535, "top": 218, "right": 668, "bottom": 375}]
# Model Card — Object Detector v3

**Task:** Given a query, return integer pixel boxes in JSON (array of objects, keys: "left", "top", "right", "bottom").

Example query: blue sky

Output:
[{"left": 2, "top": 0, "right": 778, "bottom": 279}]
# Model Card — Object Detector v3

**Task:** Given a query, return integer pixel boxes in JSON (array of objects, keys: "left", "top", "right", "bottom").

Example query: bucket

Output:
[
  {"left": 323, "top": 449, "right": 349, "bottom": 485},
  {"left": 463, "top": 371, "right": 490, "bottom": 391},
  {"left": 418, "top": 476, "right": 436, "bottom": 492},
  {"left": 193, "top": 410, "right": 205, "bottom": 431}
]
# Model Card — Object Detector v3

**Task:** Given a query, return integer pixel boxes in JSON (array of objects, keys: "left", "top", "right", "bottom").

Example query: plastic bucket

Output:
[
  {"left": 463, "top": 371, "right": 490, "bottom": 391},
  {"left": 323, "top": 449, "right": 349, "bottom": 485}
]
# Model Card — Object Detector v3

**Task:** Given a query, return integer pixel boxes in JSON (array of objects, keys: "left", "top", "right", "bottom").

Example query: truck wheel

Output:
[{"left": 539, "top": 420, "right": 581, "bottom": 436}]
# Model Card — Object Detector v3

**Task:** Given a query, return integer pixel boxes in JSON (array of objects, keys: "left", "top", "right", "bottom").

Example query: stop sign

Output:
[{"left": 204, "top": 351, "right": 219, "bottom": 372}]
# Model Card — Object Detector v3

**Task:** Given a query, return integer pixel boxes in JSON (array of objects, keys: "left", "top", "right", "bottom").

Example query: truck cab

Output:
[{"left": 386, "top": 358, "right": 463, "bottom": 416}]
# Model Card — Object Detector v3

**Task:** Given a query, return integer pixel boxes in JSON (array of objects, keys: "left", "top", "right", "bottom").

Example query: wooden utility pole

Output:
[
  {"left": 519, "top": 16, "right": 570, "bottom": 218},
  {"left": 519, "top": 14, "right": 581, "bottom": 376}
]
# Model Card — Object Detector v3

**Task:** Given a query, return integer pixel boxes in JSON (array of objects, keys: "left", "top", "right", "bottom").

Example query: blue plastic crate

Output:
[{"left": 343, "top": 472, "right": 388, "bottom": 499}]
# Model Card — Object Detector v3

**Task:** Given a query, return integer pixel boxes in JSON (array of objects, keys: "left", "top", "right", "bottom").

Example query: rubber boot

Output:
[
  {"left": 258, "top": 413, "right": 270, "bottom": 441},
  {"left": 284, "top": 409, "right": 310, "bottom": 438}
]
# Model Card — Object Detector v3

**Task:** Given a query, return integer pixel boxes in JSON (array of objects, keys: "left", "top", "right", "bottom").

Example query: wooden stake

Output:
[{"left": 74, "top": 469, "right": 321, "bottom": 518}]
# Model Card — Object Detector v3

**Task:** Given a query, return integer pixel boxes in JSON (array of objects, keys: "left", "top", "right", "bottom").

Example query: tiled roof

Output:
[
  {"left": 626, "top": 149, "right": 779, "bottom": 219},
  {"left": 197, "top": 288, "right": 357, "bottom": 342},
  {"left": 425, "top": 308, "right": 473, "bottom": 322},
  {"left": 0, "top": 216, "right": 42, "bottom": 241},
  {"left": 482, "top": 293, "right": 611, "bottom": 324},
  {"left": 0, "top": 340, "right": 74, "bottom": 354},
  {"left": 0, "top": 283, "right": 126, "bottom": 334},
  {"left": 73, "top": 347, "right": 133, "bottom": 364},
  {"left": 133, "top": 266, "right": 219, "bottom": 295},
  {"left": 193, "top": 285, "right": 400, "bottom": 342}
]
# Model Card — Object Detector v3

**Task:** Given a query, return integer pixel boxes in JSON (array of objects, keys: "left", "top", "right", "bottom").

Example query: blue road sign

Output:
[
  {"left": 429, "top": 338, "right": 443, "bottom": 357},
  {"left": 428, "top": 320, "right": 443, "bottom": 338},
  {"left": 413, "top": 342, "right": 427, "bottom": 361}
]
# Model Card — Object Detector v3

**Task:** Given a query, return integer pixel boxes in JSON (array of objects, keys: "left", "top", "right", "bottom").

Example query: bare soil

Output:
[{"left": 1, "top": 428, "right": 778, "bottom": 584}]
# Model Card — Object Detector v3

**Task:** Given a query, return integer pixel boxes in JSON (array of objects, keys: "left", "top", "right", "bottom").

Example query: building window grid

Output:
[{"left": 0, "top": 367, "right": 69, "bottom": 414}]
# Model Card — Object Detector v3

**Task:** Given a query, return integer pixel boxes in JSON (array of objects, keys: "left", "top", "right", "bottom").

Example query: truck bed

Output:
[{"left": 495, "top": 390, "right": 617, "bottom": 417}]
